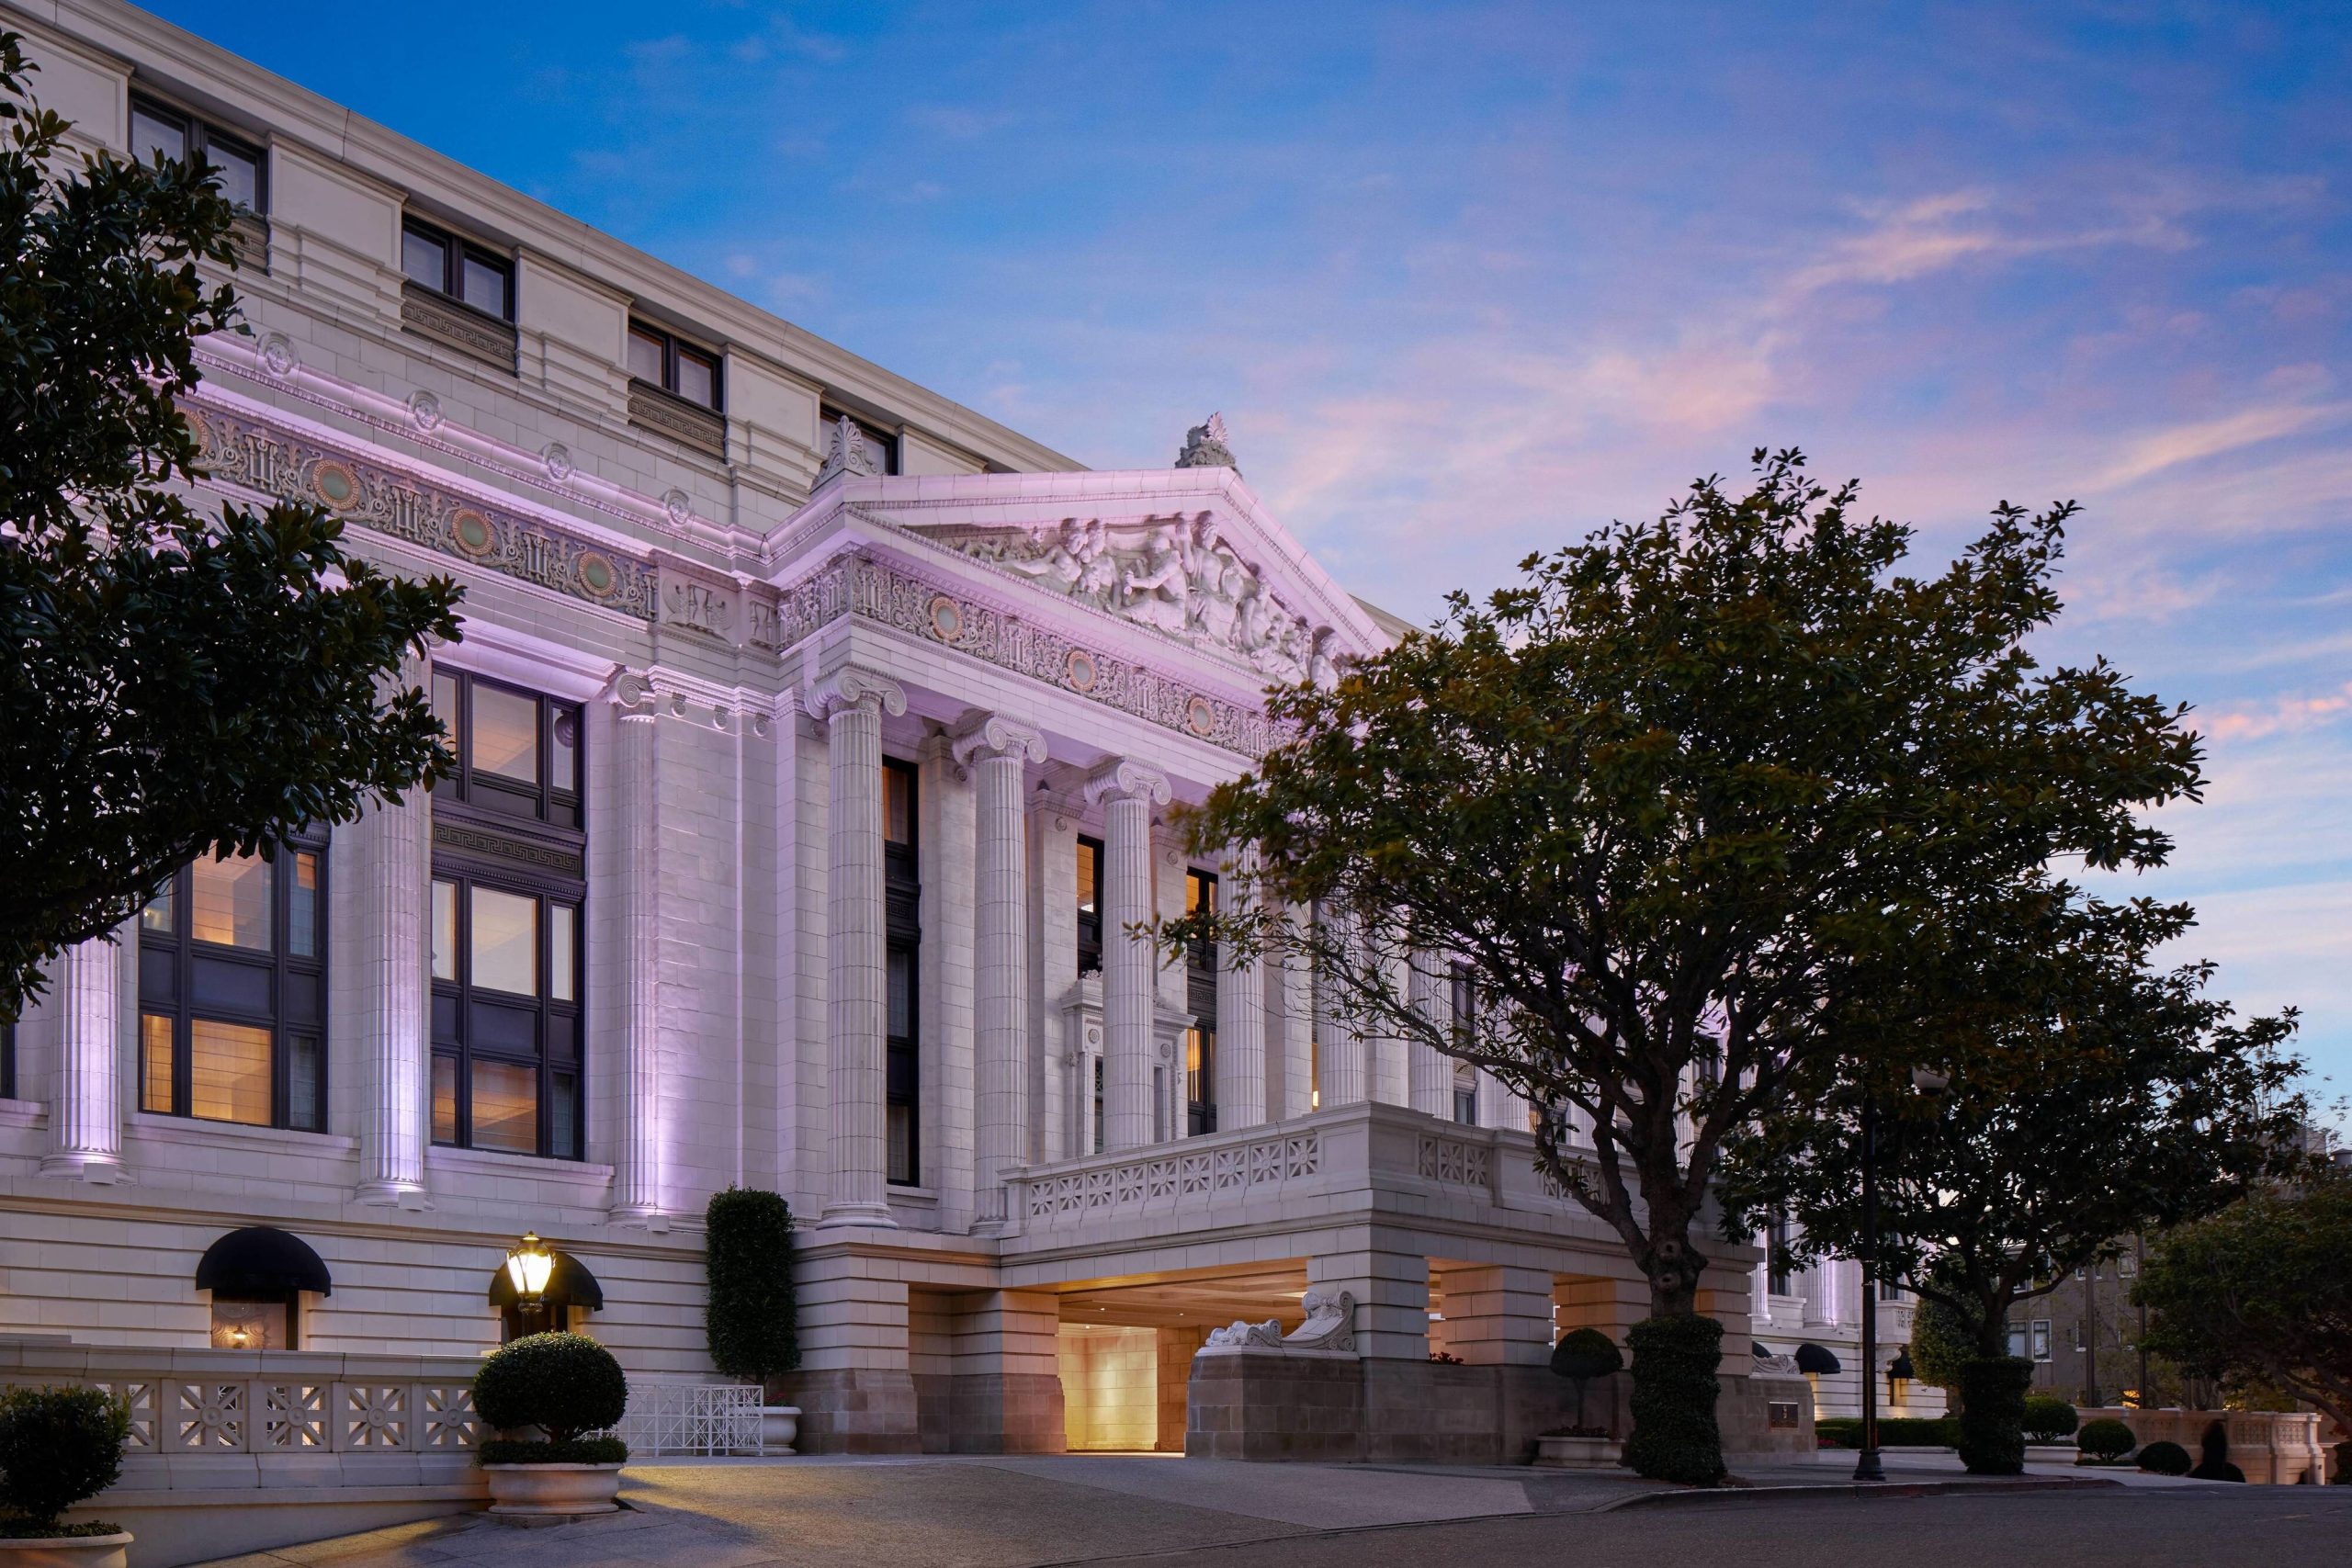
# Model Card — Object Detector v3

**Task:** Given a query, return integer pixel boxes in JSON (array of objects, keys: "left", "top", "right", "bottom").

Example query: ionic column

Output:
[
  {"left": 814, "top": 667, "right": 907, "bottom": 1226},
  {"left": 953, "top": 712, "right": 1047, "bottom": 1232},
  {"left": 608, "top": 671, "right": 664, "bottom": 1225},
  {"left": 42, "top": 936, "right": 125, "bottom": 1182},
  {"left": 1314, "top": 903, "right": 1366, "bottom": 1108},
  {"left": 355, "top": 779, "right": 431, "bottom": 1206},
  {"left": 1214, "top": 843, "right": 1267, "bottom": 1130},
  {"left": 1084, "top": 758, "right": 1169, "bottom": 1151},
  {"left": 1407, "top": 953, "right": 1452, "bottom": 1120}
]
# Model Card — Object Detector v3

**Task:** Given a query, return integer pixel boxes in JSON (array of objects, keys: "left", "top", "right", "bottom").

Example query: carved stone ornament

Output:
[
  {"left": 1284, "top": 1286, "right": 1356, "bottom": 1353},
  {"left": 407, "top": 389, "right": 443, "bottom": 432},
  {"left": 607, "top": 669, "right": 657, "bottom": 715},
  {"left": 949, "top": 712, "right": 1048, "bottom": 770},
  {"left": 1082, "top": 757, "right": 1171, "bottom": 809},
  {"left": 662, "top": 488, "right": 695, "bottom": 525},
  {"left": 1174, "top": 410, "right": 1237, "bottom": 471},
  {"left": 1204, "top": 1318, "right": 1285, "bottom": 1350},
  {"left": 927, "top": 512, "right": 1331, "bottom": 686},
  {"left": 816, "top": 412, "right": 881, "bottom": 485},
  {"left": 541, "top": 442, "right": 575, "bottom": 482},
  {"left": 806, "top": 666, "right": 908, "bottom": 723},
  {"left": 259, "top": 332, "right": 298, "bottom": 378}
]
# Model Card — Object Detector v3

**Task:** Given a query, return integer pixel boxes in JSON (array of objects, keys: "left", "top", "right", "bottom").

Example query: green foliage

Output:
[
  {"left": 1955, "top": 1357, "right": 2032, "bottom": 1475},
  {"left": 0, "top": 1385, "right": 128, "bottom": 1530},
  {"left": 477, "top": 1437, "right": 629, "bottom": 1466},
  {"left": 1815, "top": 1417, "right": 1960, "bottom": 1449},
  {"left": 2022, "top": 1395, "right": 2079, "bottom": 1442},
  {"left": 2076, "top": 1416, "right": 2135, "bottom": 1461},
  {"left": 2136, "top": 1439, "right": 2192, "bottom": 1476},
  {"left": 472, "top": 1333, "right": 628, "bottom": 1446},
  {"left": 2135, "top": 1179, "right": 2352, "bottom": 1442},
  {"left": 0, "top": 28, "right": 462, "bottom": 1019},
  {"left": 1622, "top": 1315, "right": 1724, "bottom": 1484},
  {"left": 1550, "top": 1327, "right": 1624, "bottom": 1382},
  {"left": 703, "top": 1187, "right": 799, "bottom": 1384},
  {"left": 1910, "top": 1291, "right": 1982, "bottom": 1401},
  {"left": 2187, "top": 1418, "right": 2245, "bottom": 1482}
]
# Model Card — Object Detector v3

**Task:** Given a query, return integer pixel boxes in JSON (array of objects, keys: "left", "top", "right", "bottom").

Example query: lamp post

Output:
[
  {"left": 505, "top": 1231, "right": 555, "bottom": 1337},
  {"left": 1855, "top": 1065, "right": 1947, "bottom": 1484}
]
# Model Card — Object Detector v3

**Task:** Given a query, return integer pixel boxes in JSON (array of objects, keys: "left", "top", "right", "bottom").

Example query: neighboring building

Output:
[
  {"left": 2004, "top": 1245, "right": 2153, "bottom": 1407},
  {"left": 0, "top": 1, "right": 1801, "bottom": 1461}
]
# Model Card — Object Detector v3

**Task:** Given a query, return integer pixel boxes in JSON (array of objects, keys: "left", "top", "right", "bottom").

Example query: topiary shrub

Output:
[
  {"left": 704, "top": 1187, "right": 799, "bottom": 1388},
  {"left": 2076, "top": 1416, "right": 2134, "bottom": 1462},
  {"left": 2136, "top": 1439, "right": 2192, "bottom": 1475},
  {"left": 1550, "top": 1327, "right": 1624, "bottom": 1435},
  {"left": 2334, "top": 1439, "right": 2350, "bottom": 1484},
  {"left": 0, "top": 1385, "right": 130, "bottom": 1536},
  {"left": 473, "top": 1332, "right": 628, "bottom": 1454},
  {"left": 2188, "top": 1418, "right": 2245, "bottom": 1483},
  {"left": 1956, "top": 1357, "right": 2032, "bottom": 1475},
  {"left": 2022, "top": 1395, "right": 2079, "bottom": 1443},
  {"left": 1623, "top": 1314, "right": 1725, "bottom": 1485}
]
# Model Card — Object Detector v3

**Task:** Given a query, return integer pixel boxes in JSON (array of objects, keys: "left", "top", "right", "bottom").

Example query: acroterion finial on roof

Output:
[
  {"left": 817, "top": 412, "right": 880, "bottom": 485},
  {"left": 1175, "top": 412, "right": 1238, "bottom": 472}
]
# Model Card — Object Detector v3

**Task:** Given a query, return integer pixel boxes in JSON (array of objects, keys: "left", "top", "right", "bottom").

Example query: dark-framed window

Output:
[
  {"left": 211, "top": 1292, "right": 298, "bottom": 1350},
  {"left": 431, "top": 668, "right": 583, "bottom": 829},
  {"left": 1453, "top": 1064, "right": 1477, "bottom": 1126},
  {"left": 430, "top": 870, "right": 582, "bottom": 1160},
  {"left": 628, "top": 320, "right": 722, "bottom": 412},
  {"left": 1076, "top": 834, "right": 1104, "bottom": 975},
  {"left": 822, "top": 405, "right": 899, "bottom": 475},
  {"left": 1, "top": 1021, "right": 15, "bottom": 1100},
  {"left": 138, "top": 840, "right": 327, "bottom": 1132},
  {"left": 1184, "top": 868, "right": 1217, "bottom": 1135},
  {"left": 1768, "top": 1212, "right": 1795, "bottom": 1296},
  {"left": 884, "top": 759, "right": 921, "bottom": 1185},
  {"left": 131, "top": 95, "right": 265, "bottom": 213},
  {"left": 401, "top": 217, "right": 514, "bottom": 321},
  {"left": 1449, "top": 962, "right": 1477, "bottom": 1046}
]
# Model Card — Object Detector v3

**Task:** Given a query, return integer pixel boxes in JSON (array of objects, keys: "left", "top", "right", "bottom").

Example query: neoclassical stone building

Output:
[{"left": 0, "top": 0, "right": 1811, "bottom": 1461}]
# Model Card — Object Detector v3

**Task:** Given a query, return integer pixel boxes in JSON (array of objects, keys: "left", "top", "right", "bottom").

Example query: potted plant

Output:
[
  {"left": 1536, "top": 1328, "right": 1626, "bottom": 1468},
  {"left": 472, "top": 1332, "right": 630, "bottom": 1517},
  {"left": 0, "top": 1385, "right": 133, "bottom": 1566},
  {"left": 705, "top": 1188, "right": 801, "bottom": 1453}
]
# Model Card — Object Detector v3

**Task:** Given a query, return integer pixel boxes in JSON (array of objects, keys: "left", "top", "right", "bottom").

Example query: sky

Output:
[{"left": 144, "top": 1, "right": 2352, "bottom": 1121}]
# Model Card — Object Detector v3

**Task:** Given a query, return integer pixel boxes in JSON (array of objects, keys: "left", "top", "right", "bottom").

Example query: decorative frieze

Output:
[
  {"left": 627, "top": 378, "right": 728, "bottom": 460},
  {"left": 187, "top": 403, "right": 658, "bottom": 621},
  {"left": 399, "top": 283, "right": 517, "bottom": 373}
]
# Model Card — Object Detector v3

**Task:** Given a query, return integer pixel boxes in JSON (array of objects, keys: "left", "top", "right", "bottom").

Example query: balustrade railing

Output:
[{"left": 604, "top": 1378, "right": 766, "bottom": 1456}]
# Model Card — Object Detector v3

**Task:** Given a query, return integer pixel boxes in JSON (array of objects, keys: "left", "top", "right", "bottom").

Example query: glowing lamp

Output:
[{"left": 504, "top": 1232, "right": 555, "bottom": 1303}]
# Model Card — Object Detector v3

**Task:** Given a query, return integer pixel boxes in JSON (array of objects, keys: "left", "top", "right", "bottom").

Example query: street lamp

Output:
[
  {"left": 505, "top": 1232, "right": 556, "bottom": 1335},
  {"left": 1855, "top": 1064, "right": 1949, "bottom": 1483}
]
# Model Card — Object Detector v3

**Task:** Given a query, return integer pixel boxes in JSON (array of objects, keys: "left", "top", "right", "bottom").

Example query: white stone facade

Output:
[{"left": 0, "top": 0, "right": 1794, "bottom": 1461}]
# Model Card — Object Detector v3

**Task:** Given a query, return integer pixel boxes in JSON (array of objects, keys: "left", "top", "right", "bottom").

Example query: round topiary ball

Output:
[
  {"left": 2076, "top": 1416, "right": 2135, "bottom": 1462},
  {"left": 1550, "top": 1327, "right": 1624, "bottom": 1382},
  {"left": 2022, "top": 1395, "right": 2079, "bottom": 1443},
  {"left": 0, "top": 1385, "right": 130, "bottom": 1530},
  {"left": 473, "top": 1331, "right": 628, "bottom": 1445},
  {"left": 2136, "top": 1439, "right": 2192, "bottom": 1476}
]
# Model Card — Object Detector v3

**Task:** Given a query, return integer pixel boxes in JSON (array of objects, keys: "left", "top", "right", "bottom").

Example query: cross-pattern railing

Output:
[{"left": 605, "top": 1379, "right": 765, "bottom": 1456}]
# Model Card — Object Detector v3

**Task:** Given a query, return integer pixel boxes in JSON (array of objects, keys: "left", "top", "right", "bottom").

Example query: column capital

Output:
[
  {"left": 950, "top": 710, "right": 1048, "bottom": 771},
  {"left": 605, "top": 667, "right": 658, "bottom": 716},
  {"left": 1082, "top": 756, "right": 1170, "bottom": 809},
  {"left": 807, "top": 665, "right": 908, "bottom": 723}
]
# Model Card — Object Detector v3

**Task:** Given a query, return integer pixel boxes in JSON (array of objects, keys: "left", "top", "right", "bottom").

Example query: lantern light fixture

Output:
[{"left": 505, "top": 1231, "right": 555, "bottom": 1303}]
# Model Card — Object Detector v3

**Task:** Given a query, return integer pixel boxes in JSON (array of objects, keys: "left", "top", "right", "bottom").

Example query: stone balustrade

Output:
[{"left": 2079, "top": 1405, "right": 2333, "bottom": 1484}]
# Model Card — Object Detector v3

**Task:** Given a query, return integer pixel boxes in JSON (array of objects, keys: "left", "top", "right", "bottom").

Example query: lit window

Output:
[
  {"left": 429, "top": 668, "right": 582, "bottom": 828},
  {"left": 429, "top": 874, "right": 582, "bottom": 1160}
]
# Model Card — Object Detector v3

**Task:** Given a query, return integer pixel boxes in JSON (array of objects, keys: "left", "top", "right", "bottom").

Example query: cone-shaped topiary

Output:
[
  {"left": 2137, "top": 1439, "right": 2192, "bottom": 1475},
  {"left": 705, "top": 1187, "right": 799, "bottom": 1386},
  {"left": 473, "top": 1332, "right": 628, "bottom": 1447},
  {"left": 1623, "top": 1314, "right": 1725, "bottom": 1484},
  {"left": 0, "top": 1385, "right": 129, "bottom": 1534},
  {"left": 2188, "top": 1418, "right": 2245, "bottom": 1482},
  {"left": 1955, "top": 1357, "right": 2033, "bottom": 1475}
]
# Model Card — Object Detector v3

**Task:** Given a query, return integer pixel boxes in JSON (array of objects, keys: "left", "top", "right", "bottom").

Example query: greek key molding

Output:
[
  {"left": 187, "top": 403, "right": 658, "bottom": 621},
  {"left": 430, "top": 820, "right": 585, "bottom": 879}
]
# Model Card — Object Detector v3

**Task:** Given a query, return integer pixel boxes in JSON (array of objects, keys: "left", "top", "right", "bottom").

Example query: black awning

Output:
[
  {"left": 1751, "top": 1341, "right": 1772, "bottom": 1359},
  {"left": 486, "top": 1249, "right": 605, "bottom": 1311},
  {"left": 196, "top": 1227, "right": 333, "bottom": 1298},
  {"left": 1794, "top": 1342, "right": 1842, "bottom": 1375}
]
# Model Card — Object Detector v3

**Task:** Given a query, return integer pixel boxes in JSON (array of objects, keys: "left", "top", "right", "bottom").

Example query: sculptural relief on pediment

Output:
[{"left": 918, "top": 512, "right": 1344, "bottom": 688}]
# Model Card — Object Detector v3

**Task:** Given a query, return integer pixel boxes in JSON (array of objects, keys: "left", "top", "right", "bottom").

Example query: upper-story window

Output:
[
  {"left": 138, "top": 840, "right": 328, "bottom": 1132},
  {"left": 131, "top": 96, "right": 265, "bottom": 212},
  {"left": 1, "top": 1021, "right": 15, "bottom": 1101},
  {"left": 1452, "top": 1062, "right": 1477, "bottom": 1125},
  {"left": 1184, "top": 869, "right": 1217, "bottom": 1136},
  {"left": 628, "top": 321, "right": 722, "bottom": 412},
  {"left": 1076, "top": 835, "right": 1104, "bottom": 975},
  {"left": 402, "top": 218, "right": 513, "bottom": 321},
  {"left": 431, "top": 669, "right": 582, "bottom": 829},
  {"left": 822, "top": 406, "right": 899, "bottom": 476},
  {"left": 1449, "top": 962, "right": 1477, "bottom": 1045},
  {"left": 1767, "top": 1212, "right": 1796, "bottom": 1296},
  {"left": 884, "top": 760, "right": 921, "bottom": 1185},
  {"left": 430, "top": 871, "right": 582, "bottom": 1159}
]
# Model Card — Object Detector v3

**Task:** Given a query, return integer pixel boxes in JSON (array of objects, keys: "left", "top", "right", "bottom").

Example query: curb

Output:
[{"left": 1596, "top": 1474, "right": 2124, "bottom": 1511}]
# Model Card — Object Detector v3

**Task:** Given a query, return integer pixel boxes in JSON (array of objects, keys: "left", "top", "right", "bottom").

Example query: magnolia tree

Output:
[{"left": 1157, "top": 451, "right": 2201, "bottom": 1483}]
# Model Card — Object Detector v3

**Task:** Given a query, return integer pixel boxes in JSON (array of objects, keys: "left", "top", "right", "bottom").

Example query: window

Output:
[
  {"left": 1768, "top": 1212, "right": 1795, "bottom": 1297},
  {"left": 431, "top": 669, "right": 583, "bottom": 828},
  {"left": 131, "top": 96, "right": 265, "bottom": 212},
  {"left": 2005, "top": 1324, "right": 2028, "bottom": 1360},
  {"left": 429, "top": 873, "right": 582, "bottom": 1159},
  {"left": 1879, "top": 1279, "right": 1906, "bottom": 1303},
  {"left": 1, "top": 1020, "right": 14, "bottom": 1100},
  {"left": 884, "top": 759, "right": 921, "bottom": 1185},
  {"left": 401, "top": 218, "right": 513, "bottom": 321},
  {"left": 822, "top": 406, "right": 898, "bottom": 475},
  {"left": 1091, "top": 1055, "right": 1105, "bottom": 1156},
  {"left": 1453, "top": 1064, "right": 1477, "bottom": 1126},
  {"left": 1076, "top": 835, "right": 1104, "bottom": 975},
  {"left": 1449, "top": 962, "right": 1477, "bottom": 1045},
  {"left": 211, "top": 1294, "right": 295, "bottom": 1350},
  {"left": 628, "top": 321, "right": 722, "bottom": 412},
  {"left": 2118, "top": 1253, "right": 2137, "bottom": 1278},
  {"left": 2030, "top": 1319, "right": 2052, "bottom": 1361},
  {"left": 138, "top": 840, "right": 327, "bottom": 1131},
  {"left": 1184, "top": 868, "right": 1217, "bottom": 1136}
]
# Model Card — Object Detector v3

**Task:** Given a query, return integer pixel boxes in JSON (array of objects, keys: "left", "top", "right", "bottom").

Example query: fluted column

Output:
[
  {"left": 1407, "top": 952, "right": 1452, "bottom": 1119},
  {"left": 814, "top": 667, "right": 908, "bottom": 1226},
  {"left": 355, "top": 777, "right": 431, "bottom": 1206},
  {"left": 1315, "top": 903, "right": 1366, "bottom": 1108},
  {"left": 42, "top": 936, "right": 125, "bottom": 1181},
  {"left": 1085, "top": 758, "right": 1170, "bottom": 1151},
  {"left": 608, "top": 671, "right": 664, "bottom": 1225},
  {"left": 1214, "top": 843, "right": 1267, "bottom": 1130},
  {"left": 953, "top": 711, "right": 1047, "bottom": 1232}
]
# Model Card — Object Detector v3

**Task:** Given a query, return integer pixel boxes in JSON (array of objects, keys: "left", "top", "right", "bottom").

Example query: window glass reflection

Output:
[
  {"left": 191, "top": 853, "right": 272, "bottom": 951},
  {"left": 469, "top": 887, "right": 537, "bottom": 996}
]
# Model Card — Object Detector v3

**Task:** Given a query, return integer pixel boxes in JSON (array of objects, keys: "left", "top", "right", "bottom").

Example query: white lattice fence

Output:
[{"left": 606, "top": 1380, "right": 765, "bottom": 1456}]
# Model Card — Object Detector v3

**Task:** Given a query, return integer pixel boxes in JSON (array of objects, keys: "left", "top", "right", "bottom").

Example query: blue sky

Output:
[{"left": 148, "top": 2, "right": 2352, "bottom": 1118}]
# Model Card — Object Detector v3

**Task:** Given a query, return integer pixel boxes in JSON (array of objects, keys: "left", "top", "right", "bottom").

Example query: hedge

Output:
[
  {"left": 705, "top": 1187, "right": 799, "bottom": 1385},
  {"left": 473, "top": 1332, "right": 628, "bottom": 1447},
  {"left": 2021, "top": 1395, "right": 2078, "bottom": 1443},
  {"left": 0, "top": 1386, "right": 130, "bottom": 1533},
  {"left": 1623, "top": 1314, "right": 1725, "bottom": 1484},
  {"left": 1955, "top": 1357, "right": 2032, "bottom": 1475},
  {"left": 2137, "top": 1439, "right": 2192, "bottom": 1476},
  {"left": 2076, "top": 1416, "right": 2134, "bottom": 1461}
]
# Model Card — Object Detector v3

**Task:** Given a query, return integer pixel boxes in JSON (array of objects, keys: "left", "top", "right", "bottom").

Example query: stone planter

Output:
[
  {"left": 762, "top": 1405, "right": 801, "bottom": 1454},
  {"left": 1534, "top": 1434, "right": 1623, "bottom": 1469},
  {"left": 2025, "top": 1443, "right": 2081, "bottom": 1465},
  {"left": 0, "top": 1534, "right": 134, "bottom": 1568},
  {"left": 481, "top": 1462, "right": 624, "bottom": 1517}
]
